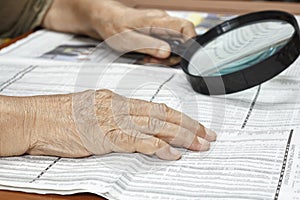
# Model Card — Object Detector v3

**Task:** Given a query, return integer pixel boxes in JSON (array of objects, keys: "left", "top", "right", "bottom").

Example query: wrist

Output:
[
  {"left": 0, "top": 96, "right": 36, "bottom": 156},
  {"left": 42, "top": 0, "right": 95, "bottom": 36},
  {"left": 26, "top": 93, "right": 92, "bottom": 158}
]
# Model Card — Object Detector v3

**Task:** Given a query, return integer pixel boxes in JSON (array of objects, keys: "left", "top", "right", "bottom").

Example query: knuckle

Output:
[
  {"left": 184, "top": 132, "right": 196, "bottom": 147},
  {"left": 151, "top": 102, "right": 169, "bottom": 119},
  {"left": 146, "top": 9, "right": 168, "bottom": 17},
  {"left": 182, "top": 20, "right": 194, "bottom": 28},
  {"left": 196, "top": 123, "right": 205, "bottom": 135},
  {"left": 96, "top": 89, "right": 113, "bottom": 99},
  {"left": 105, "top": 129, "right": 120, "bottom": 144},
  {"left": 107, "top": 130, "right": 135, "bottom": 153},
  {"left": 149, "top": 118, "right": 165, "bottom": 133},
  {"left": 152, "top": 138, "right": 164, "bottom": 149},
  {"left": 159, "top": 103, "right": 169, "bottom": 113},
  {"left": 169, "top": 129, "right": 184, "bottom": 144},
  {"left": 115, "top": 115, "right": 130, "bottom": 131}
]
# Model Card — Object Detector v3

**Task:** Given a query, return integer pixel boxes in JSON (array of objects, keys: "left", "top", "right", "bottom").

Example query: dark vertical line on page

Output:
[
  {"left": 241, "top": 85, "right": 261, "bottom": 129},
  {"left": 274, "top": 129, "right": 293, "bottom": 200},
  {"left": 150, "top": 74, "right": 175, "bottom": 102},
  {"left": 29, "top": 157, "right": 61, "bottom": 183}
]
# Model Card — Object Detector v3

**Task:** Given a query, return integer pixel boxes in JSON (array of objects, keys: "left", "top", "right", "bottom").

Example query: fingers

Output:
[
  {"left": 107, "top": 129, "right": 182, "bottom": 160},
  {"left": 93, "top": 90, "right": 216, "bottom": 160},
  {"left": 117, "top": 115, "right": 210, "bottom": 151},
  {"left": 131, "top": 9, "right": 197, "bottom": 40},
  {"left": 140, "top": 17, "right": 197, "bottom": 40},
  {"left": 105, "top": 30, "right": 171, "bottom": 58},
  {"left": 95, "top": 8, "right": 196, "bottom": 58},
  {"left": 129, "top": 99, "right": 217, "bottom": 142}
]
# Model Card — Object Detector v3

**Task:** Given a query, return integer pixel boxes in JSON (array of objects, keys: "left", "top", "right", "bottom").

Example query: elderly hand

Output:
[
  {"left": 0, "top": 90, "right": 216, "bottom": 160},
  {"left": 42, "top": 0, "right": 196, "bottom": 58}
]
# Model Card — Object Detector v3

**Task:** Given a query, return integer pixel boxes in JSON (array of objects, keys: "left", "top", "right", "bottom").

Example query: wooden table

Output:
[{"left": 1, "top": 0, "right": 299, "bottom": 199}]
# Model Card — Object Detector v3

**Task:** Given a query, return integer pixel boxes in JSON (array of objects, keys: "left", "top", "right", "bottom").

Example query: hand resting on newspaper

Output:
[
  {"left": 0, "top": 0, "right": 216, "bottom": 160},
  {"left": 0, "top": 90, "right": 216, "bottom": 160}
]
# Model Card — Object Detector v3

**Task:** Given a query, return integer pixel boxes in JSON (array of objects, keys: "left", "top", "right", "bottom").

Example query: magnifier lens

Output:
[{"left": 188, "top": 21, "right": 295, "bottom": 77}]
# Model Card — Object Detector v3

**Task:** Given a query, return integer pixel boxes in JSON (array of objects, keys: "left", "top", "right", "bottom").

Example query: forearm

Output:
[
  {"left": 0, "top": 96, "right": 34, "bottom": 156},
  {"left": 0, "top": 94, "right": 91, "bottom": 158}
]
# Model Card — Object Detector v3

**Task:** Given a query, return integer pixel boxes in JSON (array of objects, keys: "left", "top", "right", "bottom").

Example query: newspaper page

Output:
[
  {"left": 0, "top": 11, "right": 300, "bottom": 200},
  {"left": 0, "top": 56, "right": 299, "bottom": 199}
]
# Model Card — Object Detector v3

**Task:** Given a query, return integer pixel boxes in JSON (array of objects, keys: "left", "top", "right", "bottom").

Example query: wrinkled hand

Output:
[
  {"left": 43, "top": 0, "right": 197, "bottom": 58},
  {"left": 23, "top": 90, "right": 216, "bottom": 160}
]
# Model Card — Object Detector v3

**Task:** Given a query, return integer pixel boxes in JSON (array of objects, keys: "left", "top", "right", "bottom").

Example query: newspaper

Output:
[
  {"left": 0, "top": 56, "right": 300, "bottom": 199},
  {"left": 0, "top": 12, "right": 300, "bottom": 200}
]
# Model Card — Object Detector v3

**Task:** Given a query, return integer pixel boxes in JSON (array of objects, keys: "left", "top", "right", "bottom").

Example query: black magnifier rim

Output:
[{"left": 181, "top": 10, "right": 300, "bottom": 95}]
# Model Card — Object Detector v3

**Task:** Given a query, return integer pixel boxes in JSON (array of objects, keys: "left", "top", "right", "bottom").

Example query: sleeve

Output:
[{"left": 0, "top": 0, "right": 53, "bottom": 38}]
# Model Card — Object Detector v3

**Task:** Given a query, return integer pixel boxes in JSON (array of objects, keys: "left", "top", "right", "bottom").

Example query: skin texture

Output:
[
  {"left": 0, "top": 90, "right": 216, "bottom": 160},
  {"left": 0, "top": 0, "right": 217, "bottom": 160},
  {"left": 42, "top": 0, "right": 197, "bottom": 58}
]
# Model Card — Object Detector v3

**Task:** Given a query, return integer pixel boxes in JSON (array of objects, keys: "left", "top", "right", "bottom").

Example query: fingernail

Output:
[
  {"left": 170, "top": 147, "right": 182, "bottom": 158},
  {"left": 157, "top": 45, "right": 170, "bottom": 58},
  {"left": 204, "top": 127, "right": 217, "bottom": 142},
  {"left": 197, "top": 137, "right": 210, "bottom": 151}
]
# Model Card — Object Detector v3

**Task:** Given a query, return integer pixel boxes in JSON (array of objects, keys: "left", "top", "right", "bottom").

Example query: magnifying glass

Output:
[
  {"left": 124, "top": 10, "right": 300, "bottom": 95},
  {"left": 176, "top": 10, "right": 300, "bottom": 95}
]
